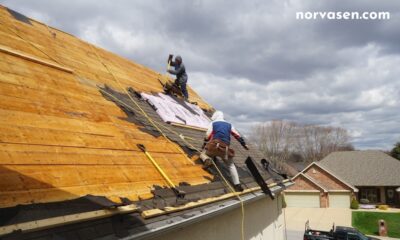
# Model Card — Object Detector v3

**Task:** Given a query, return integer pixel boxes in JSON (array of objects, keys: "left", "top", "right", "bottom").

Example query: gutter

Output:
[{"left": 122, "top": 181, "right": 293, "bottom": 240}]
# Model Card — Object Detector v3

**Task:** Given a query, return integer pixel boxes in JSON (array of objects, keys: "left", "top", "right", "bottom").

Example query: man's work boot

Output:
[
  {"left": 234, "top": 184, "right": 244, "bottom": 192},
  {"left": 203, "top": 158, "right": 212, "bottom": 169}
]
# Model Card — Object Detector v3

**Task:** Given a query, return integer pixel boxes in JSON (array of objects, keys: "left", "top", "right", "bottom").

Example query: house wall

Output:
[
  {"left": 290, "top": 175, "right": 321, "bottom": 191},
  {"left": 304, "top": 166, "right": 350, "bottom": 190},
  {"left": 320, "top": 192, "right": 328, "bottom": 208},
  {"left": 380, "top": 187, "right": 386, "bottom": 203},
  {"left": 287, "top": 165, "right": 356, "bottom": 208},
  {"left": 156, "top": 195, "right": 285, "bottom": 240}
]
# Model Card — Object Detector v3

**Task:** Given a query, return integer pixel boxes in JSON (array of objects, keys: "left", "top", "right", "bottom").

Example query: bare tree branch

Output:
[{"left": 250, "top": 120, "right": 354, "bottom": 169}]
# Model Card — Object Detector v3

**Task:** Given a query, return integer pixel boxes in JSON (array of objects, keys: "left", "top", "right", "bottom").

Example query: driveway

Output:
[
  {"left": 283, "top": 208, "right": 398, "bottom": 240},
  {"left": 284, "top": 207, "right": 351, "bottom": 231},
  {"left": 284, "top": 207, "right": 351, "bottom": 240}
]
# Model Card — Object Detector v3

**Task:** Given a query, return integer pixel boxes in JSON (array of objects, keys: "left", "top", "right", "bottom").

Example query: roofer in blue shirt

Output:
[
  {"left": 200, "top": 111, "right": 249, "bottom": 192},
  {"left": 167, "top": 55, "right": 189, "bottom": 100}
]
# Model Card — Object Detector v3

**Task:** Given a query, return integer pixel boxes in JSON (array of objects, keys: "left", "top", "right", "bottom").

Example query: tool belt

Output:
[{"left": 205, "top": 139, "right": 235, "bottom": 160}]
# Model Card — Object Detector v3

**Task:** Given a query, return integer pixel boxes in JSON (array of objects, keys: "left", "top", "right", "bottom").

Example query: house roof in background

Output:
[
  {"left": 285, "top": 160, "right": 308, "bottom": 172},
  {"left": 319, "top": 150, "right": 400, "bottom": 186}
]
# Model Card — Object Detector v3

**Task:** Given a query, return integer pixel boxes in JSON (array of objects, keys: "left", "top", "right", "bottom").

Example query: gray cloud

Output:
[{"left": 2, "top": 0, "right": 399, "bottom": 150}]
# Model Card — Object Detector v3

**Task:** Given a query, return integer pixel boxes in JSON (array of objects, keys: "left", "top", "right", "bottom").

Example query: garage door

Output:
[
  {"left": 285, "top": 192, "right": 320, "bottom": 208},
  {"left": 329, "top": 193, "right": 350, "bottom": 208}
]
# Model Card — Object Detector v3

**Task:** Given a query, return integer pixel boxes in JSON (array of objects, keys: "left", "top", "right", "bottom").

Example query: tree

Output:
[
  {"left": 250, "top": 120, "right": 354, "bottom": 167},
  {"left": 250, "top": 120, "right": 295, "bottom": 169},
  {"left": 296, "top": 124, "right": 351, "bottom": 162},
  {"left": 390, "top": 142, "right": 400, "bottom": 160}
]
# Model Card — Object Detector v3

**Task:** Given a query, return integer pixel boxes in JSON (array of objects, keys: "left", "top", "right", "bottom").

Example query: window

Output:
[
  {"left": 347, "top": 234, "right": 359, "bottom": 240},
  {"left": 336, "top": 232, "right": 346, "bottom": 240},
  {"left": 360, "top": 188, "right": 379, "bottom": 203},
  {"left": 357, "top": 232, "right": 369, "bottom": 240},
  {"left": 387, "top": 189, "right": 394, "bottom": 199},
  {"left": 347, "top": 232, "right": 368, "bottom": 240}
]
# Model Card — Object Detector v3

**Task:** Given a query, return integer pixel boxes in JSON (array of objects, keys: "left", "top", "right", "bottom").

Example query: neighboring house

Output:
[
  {"left": 284, "top": 161, "right": 357, "bottom": 208},
  {"left": 319, "top": 150, "right": 400, "bottom": 206},
  {"left": 0, "top": 6, "right": 292, "bottom": 240},
  {"left": 285, "top": 150, "right": 400, "bottom": 208}
]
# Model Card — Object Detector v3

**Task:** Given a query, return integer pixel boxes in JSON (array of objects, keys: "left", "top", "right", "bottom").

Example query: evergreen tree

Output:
[{"left": 390, "top": 142, "right": 400, "bottom": 160}]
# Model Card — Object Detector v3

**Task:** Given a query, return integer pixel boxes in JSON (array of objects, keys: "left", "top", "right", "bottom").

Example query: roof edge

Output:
[
  {"left": 126, "top": 182, "right": 292, "bottom": 240},
  {"left": 285, "top": 190, "right": 320, "bottom": 193}
]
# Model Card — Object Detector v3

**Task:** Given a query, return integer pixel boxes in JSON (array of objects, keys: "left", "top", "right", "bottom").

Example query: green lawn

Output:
[{"left": 352, "top": 211, "right": 400, "bottom": 238}]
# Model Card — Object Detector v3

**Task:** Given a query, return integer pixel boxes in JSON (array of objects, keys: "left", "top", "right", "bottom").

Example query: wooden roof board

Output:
[
  {"left": 0, "top": 6, "right": 209, "bottom": 107},
  {"left": 0, "top": 5, "right": 212, "bottom": 208}
]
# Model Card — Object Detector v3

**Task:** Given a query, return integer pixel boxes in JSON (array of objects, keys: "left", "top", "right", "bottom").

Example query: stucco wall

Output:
[{"left": 152, "top": 195, "right": 284, "bottom": 240}]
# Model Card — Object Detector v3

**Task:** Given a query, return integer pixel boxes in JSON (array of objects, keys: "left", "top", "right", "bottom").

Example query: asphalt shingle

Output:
[{"left": 319, "top": 150, "right": 400, "bottom": 186}]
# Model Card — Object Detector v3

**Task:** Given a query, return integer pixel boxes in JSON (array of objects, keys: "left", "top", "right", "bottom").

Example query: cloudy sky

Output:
[{"left": 2, "top": 0, "right": 399, "bottom": 150}]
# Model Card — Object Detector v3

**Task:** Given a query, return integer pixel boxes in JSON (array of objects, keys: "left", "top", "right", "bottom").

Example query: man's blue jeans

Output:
[{"left": 175, "top": 79, "right": 188, "bottom": 100}]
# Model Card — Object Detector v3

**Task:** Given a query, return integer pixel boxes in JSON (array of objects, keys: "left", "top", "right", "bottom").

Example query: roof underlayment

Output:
[
  {"left": 0, "top": 6, "right": 292, "bottom": 239},
  {"left": 140, "top": 92, "right": 210, "bottom": 129}
]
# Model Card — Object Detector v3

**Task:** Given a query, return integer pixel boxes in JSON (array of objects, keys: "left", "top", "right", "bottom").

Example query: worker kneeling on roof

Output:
[
  {"left": 168, "top": 55, "right": 189, "bottom": 100},
  {"left": 201, "top": 111, "right": 249, "bottom": 192}
]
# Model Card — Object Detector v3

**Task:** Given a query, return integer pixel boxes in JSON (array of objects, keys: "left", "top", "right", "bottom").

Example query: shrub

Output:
[
  {"left": 351, "top": 198, "right": 359, "bottom": 209},
  {"left": 378, "top": 205, "right": 389, "bottom": 210},
  {"left": 360, "top": 198, "right": 370, "bottom": 204}
]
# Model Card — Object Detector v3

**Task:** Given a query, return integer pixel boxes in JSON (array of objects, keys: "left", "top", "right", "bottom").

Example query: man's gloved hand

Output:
[
  {"left": 238, "top": 137, "right": 248, "bottom": 150},
  {"left": 201, "top": 138, "right": 208, "bottom": 150}
]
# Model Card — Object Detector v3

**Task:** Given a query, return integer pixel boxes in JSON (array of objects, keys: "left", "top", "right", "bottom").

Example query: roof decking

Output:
[{"left": 0, "top": 5, "right": 213, "bottom": 208}]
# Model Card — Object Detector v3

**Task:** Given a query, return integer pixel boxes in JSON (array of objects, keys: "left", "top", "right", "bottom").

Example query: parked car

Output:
[{"left": 304, "top": 220, "right": 379, "bottom": 240}]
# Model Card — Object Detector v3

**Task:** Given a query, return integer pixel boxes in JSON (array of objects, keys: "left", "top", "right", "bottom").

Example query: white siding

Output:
[{"left": 157, "top": 195, "right": 284, "bottom": 240}]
